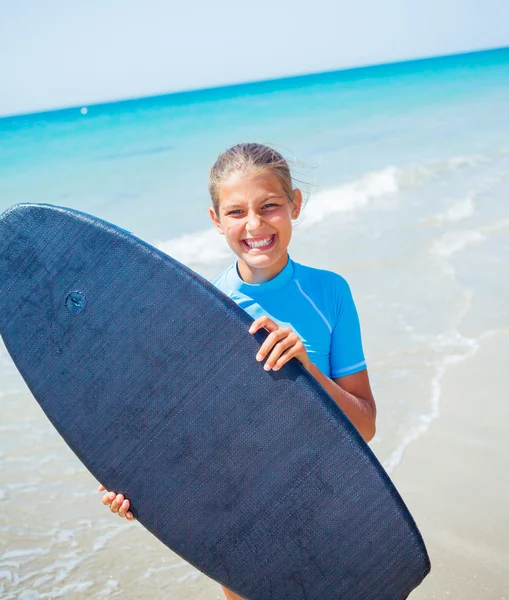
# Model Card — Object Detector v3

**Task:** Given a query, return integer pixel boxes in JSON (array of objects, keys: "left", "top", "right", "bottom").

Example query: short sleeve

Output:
[{"left": 330, "top": 278, "right": 366, "bottom": 378}]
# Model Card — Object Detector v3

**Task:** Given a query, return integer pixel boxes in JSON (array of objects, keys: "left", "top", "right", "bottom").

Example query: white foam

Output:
[
  {"left": 429, "top": 230, "right": 485, "bottom": 257},
  {"left": 428, "top": 196, "right": 476, "bottom": 225},
  {"left": 91, "top": 524, "right": 125, "bottom": 553},
  {"left": 1, "top": 548, "right": 48, "bottom": 560},
  {"left": 142, "top": 566, "right": 172, "bottom": 579},
  {"left": 96, "top": 578, "right": 119, "bottom": 597},
  {"left": 143, "top": 560, "right": 188, "bottom": 579},
  {"left": 480, "top": 218, "right": 509, "bottom": 234},
  {"left": 300, "top": 166, "right": 400, "bottom": 228},
  {"left": 176, "top": 570, "right": 202, "bottom": 583},
  {"left": 55, "top": 529, "right": 77, "bottom": 545},
  {"left": 398, "top": 154, "right": 486, "bottom": 187},
  {"left": 157, "top": 228, "right": 230, "bottom": 266},
  {"left": 383, "top": 370, "right": 441, "bottom": 475},
  {"left": 38, "top": 557, "right": 82, "bottom": 583},
  {"left": 47, "top": 580, "right": 94, "bottom": 598},
  {"left": 0, "top": 560, "right": 21, "bottom": 570},
  {"left": 17, "top": 590, "right": 40, "bottom": 600}
]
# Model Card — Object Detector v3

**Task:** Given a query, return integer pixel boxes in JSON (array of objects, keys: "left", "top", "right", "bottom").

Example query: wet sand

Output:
[{"left": 393, "top": 329, "right": 509, "bottom": 599}]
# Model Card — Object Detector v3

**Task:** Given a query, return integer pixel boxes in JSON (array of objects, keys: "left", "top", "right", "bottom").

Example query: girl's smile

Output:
[
  {"left": 209, "top": 170, "right": 302, "bottom": 284},
  {"left": 241, "top": 234, "right": 276, "bottom": 251}
]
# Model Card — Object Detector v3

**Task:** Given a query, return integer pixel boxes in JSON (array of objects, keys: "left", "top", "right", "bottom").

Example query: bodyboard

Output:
[{"left": 0, "top": 203, "right": 430, "bottom": 599}]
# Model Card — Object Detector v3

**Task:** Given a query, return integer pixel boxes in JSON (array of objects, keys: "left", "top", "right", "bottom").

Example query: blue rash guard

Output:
[{"left": 213, "top": 258, "right": 366, "bottom": 379}]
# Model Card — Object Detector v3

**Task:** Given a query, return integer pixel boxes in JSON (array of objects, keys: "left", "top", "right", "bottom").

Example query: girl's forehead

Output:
[{"left": 219, "top": 170, "right": 285, "bottom": 201}]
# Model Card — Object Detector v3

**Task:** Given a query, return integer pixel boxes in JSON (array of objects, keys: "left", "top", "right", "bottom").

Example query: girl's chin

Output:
[
  {"left": 243, "top": 257, "right": 273, "bottom": 268},
  {"left": 239, "top": 251, "right": 287, "bottom": 270}
]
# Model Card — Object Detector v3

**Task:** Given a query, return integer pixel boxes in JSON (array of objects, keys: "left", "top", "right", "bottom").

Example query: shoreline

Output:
[{"left": 392, "top": 329, "right": 509, "bottom": 599}]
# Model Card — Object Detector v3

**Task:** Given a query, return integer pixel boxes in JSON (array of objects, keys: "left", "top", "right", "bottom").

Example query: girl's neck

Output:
[{"left": 237, "top": 253, "right": 289, "bottom": 284}]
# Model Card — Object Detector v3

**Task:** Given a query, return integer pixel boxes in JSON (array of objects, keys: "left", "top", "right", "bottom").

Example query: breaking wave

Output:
[{"left": 156, "top": 153, "right": 486, "bottom": 266}]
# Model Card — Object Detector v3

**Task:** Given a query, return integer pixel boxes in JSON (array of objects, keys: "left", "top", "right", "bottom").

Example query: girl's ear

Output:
[
  {"left": 209, "top": 206, "right": 224, "bottom": 234},
  {"left": 291, "top": 189, "right": 303, "bottom": 220}
]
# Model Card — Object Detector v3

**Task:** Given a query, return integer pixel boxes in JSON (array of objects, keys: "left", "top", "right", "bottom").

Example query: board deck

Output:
[{"left": 0, "top": 203, "right": 430, "bottom": 599}]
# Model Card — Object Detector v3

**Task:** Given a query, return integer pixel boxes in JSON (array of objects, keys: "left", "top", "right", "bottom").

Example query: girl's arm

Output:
[
  {"left": 308, "top": 364, "right": 376, "bottom": 442},
  {"left": 250, "top": 316, "right": 376, "bottom": 443}
]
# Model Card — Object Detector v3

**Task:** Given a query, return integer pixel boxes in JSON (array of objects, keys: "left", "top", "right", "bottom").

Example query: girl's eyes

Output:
[
  {"left": 226, "top": 204, "right": 279, "bottom": 216},
  {"left": 226, "top": 202, "right": 279, "bottom": 216}
]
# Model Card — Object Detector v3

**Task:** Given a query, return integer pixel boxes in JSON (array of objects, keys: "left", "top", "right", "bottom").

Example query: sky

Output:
[{"left": 1, "top": 0, "right": 508, "bottom": 117}]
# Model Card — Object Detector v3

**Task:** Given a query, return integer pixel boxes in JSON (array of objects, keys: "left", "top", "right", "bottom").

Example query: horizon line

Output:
[{"left": 2, "top": 44, "right": 508, "bottom": 120}]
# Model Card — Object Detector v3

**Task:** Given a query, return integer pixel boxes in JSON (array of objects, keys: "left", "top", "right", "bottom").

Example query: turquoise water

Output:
[
  {"left": 1, "top": 47, "right": 509, "bottom": 598},
  {"left": 1, "top": 47, "right": 508, "bottom": 240}
]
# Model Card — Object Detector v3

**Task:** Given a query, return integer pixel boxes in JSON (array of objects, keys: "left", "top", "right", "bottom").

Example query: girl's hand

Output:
[
  {"left": 98, "top": 485, "right": 135, "bottom": 521},
  {"left": 249, "top": 316, "right": 312, "bottom": 372}
]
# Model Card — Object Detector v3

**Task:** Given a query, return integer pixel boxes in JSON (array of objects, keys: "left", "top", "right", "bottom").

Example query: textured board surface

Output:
[{"left": 0, "top": 204, "right": 430, "bottom": 599}]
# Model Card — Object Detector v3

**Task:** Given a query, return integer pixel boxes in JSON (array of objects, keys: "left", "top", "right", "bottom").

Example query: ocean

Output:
[{"left": 1, "top": 47, "right": 508, "bottom": 598}]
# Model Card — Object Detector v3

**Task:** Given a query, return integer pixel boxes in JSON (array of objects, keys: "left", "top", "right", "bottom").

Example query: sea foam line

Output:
[{"left": 383, "top": 331, "right": 479, "bottom": 474}]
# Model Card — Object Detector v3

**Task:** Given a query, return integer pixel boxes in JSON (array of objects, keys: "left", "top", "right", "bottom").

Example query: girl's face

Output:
[{"left": 210, "top": 170, "right": 302, "bottom": 283}]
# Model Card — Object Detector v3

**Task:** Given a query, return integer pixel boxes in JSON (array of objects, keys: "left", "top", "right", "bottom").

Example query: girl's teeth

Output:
[{"left": 245, "top": 235, "right": 274, "bottom": 248}]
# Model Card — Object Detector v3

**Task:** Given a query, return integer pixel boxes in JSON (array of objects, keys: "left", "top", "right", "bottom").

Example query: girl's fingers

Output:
[
  {"left": 273, "top": 345, "right": 302, "bottom": 370},
  {"left": 102, "top": 491, "right": 116, "bottom": 506},
  {"left": 263, "top": 337, "right": 296, "bottom": 370},
  {"left": 101, "top": 489, "right": 135, "bottom": 521},
  {"left": 256, "top": 329, "right": 291, "bottom": 362},
  {"left": 98, "top": 485, "right": 105, "bottom": 492},
  {"left": 249, "top": 316, "right": 279, "bottom": 335},
  {"left": 118, "top": 499, "right": 130, "bottom": 518},
  {"left": 249, "top": 316, "right": 310, "bottom": 371},
  {"left": 110, "top": 494, "right": 124, "bottom": 514}
]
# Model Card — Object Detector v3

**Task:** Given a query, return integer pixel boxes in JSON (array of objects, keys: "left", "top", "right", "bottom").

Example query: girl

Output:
[{"left": 100, "top": 143, "right": 377, "bottom": 600}]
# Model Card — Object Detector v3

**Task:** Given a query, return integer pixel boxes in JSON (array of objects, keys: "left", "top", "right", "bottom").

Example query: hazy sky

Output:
[{"left": 1, "top": 0, "right": 508, "bottom": 116}]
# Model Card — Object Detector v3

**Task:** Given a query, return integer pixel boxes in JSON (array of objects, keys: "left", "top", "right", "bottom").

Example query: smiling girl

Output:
[{"left": 100, "top": 143, "right": 377, "bottom": 600}]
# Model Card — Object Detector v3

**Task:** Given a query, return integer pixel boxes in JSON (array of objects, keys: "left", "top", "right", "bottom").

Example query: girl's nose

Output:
[{"left": 246, "top": 210, "right": 262, "bottom": 230}]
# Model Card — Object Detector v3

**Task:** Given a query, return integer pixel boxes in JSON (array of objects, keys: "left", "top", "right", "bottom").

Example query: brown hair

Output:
[{"left": 209, "top": 143, "right": 295, "bottom": 215}]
